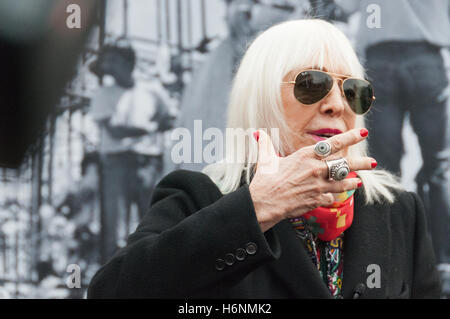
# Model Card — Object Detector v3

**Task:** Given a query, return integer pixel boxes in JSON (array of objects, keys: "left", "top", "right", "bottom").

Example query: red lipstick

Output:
[
  {"left": 311, "top": 128, "right": 343, "bottom": 136},
  {"left": 308, "top": 128, "right": 343, "bottom": 141}
]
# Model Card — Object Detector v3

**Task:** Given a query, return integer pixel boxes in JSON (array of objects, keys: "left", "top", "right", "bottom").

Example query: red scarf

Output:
[{"left": 300, "top": 171, "right": 357, "bottom": 241}]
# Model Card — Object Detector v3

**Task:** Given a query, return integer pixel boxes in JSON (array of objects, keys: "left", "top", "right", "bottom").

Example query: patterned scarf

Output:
[{"left": 290, "top": 172, "right": 357, "bottom": 298}]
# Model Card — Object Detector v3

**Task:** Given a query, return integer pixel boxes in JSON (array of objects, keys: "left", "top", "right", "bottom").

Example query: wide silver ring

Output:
[
  {"left": 314, "top": 140, "right": 332, "bottom": 157},
  {"left": 326, "top": 158, "right": 350, "bottom": 181}
]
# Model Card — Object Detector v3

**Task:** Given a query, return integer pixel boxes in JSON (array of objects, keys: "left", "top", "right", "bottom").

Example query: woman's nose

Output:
[{"left": 319, "top": 81, "right": 346, "bottom": 116}]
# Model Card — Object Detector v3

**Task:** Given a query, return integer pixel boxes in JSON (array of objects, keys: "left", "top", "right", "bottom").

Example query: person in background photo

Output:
[
  {"left": 89, "top": 41, "right": 173, "bottom": 263},
  {"left": 337, "top": 0, "right": 450, "bottom": 296}
]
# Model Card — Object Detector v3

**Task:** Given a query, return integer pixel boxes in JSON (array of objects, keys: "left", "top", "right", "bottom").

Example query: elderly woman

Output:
[{"left": 88, "top": 19, "right": 441, "bottom": 299}]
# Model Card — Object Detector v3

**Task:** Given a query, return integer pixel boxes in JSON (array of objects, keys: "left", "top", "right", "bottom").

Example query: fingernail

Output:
[
  {"left": 371, "top": 160, "right": 377, "bottom": 168},
  {"left": 360, "top": 128, "right": 369, "bottom": 137},
  {"left": 357, "top": 181, "right": 363, "bottom": 188},
  {"left": 253, "top": 131, "right": 260, "bottom": 142}
]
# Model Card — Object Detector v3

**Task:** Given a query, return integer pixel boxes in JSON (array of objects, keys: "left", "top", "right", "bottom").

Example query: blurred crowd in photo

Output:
[{"left": 0, "top": 0, "right": 449, "bottom": 298}]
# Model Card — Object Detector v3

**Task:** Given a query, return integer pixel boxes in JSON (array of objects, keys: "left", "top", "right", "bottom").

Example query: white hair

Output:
[{"left": 203, "top": 19, "right": 403, "bottom": 204}]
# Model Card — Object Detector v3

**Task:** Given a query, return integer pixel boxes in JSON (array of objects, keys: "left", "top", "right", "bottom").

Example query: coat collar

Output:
[{"left": 267, "top": 189, "right": 391, "bottom": 299}]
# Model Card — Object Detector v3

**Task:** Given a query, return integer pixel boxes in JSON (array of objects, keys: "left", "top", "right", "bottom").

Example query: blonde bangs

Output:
[{"left": 274, "top": 19, "right": 365, "bottom": 79}]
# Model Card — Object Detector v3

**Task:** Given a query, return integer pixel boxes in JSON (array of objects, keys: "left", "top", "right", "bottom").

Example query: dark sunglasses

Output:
[{"left": 283, "top": 69, "right": 375, "bottom": 115}]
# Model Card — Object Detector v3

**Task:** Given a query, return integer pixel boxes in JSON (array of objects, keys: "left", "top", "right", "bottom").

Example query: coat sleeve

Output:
[
  {"left": 87, "top": 170, "right": 281, "bottom": 298},
  {"left": 410, "top": 192, "right": 442, "bottom": 298}
]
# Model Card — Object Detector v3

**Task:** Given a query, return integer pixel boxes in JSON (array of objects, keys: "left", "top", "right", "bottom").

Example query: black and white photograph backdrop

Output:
[{"left": 0, "top": 0, "right": 448, "bottom": 299}]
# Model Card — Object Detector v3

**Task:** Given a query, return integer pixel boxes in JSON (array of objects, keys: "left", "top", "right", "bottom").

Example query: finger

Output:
[
  {"left": 317, "top": 192, "right": 335, "bottom": 207},
  {"left": 321, "top": 178, "right": 362, "bottom": 194},
  {"left": 346, "top": 157, "right": 377, "bottom": 171},
  {"left": 255, "top": 130, "right": 278, "bottom": 165},
  {"left": 325, "top": 156, "right": 377, "bottom": 172},
  {"left": 298, "top": 128, "right": 369, "bottom": 159},
  {"left": 308, "top": 155, "right": 375, "bottom": 180},
  {"left": 326, "top": 128, "right": 369, "bottom": 155}
]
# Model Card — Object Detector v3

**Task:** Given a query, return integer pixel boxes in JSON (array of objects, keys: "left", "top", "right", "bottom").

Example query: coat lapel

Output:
[
  {"left": 266, "top": 189, "right": 392, "bottom": 299},
  {"left": 268, "top": 219, "right": 332, "bottom": 298},
  {"left": 341, "top": 189, "right": 391, "bottom": 299}
]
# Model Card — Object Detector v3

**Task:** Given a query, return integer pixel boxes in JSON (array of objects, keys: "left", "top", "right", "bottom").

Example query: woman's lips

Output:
[
  {"left": 307, "top": 128, "right": 343, "bottom": 141},
  {"left": 309, "top": 134, "right": 327, "bottom": 141}
]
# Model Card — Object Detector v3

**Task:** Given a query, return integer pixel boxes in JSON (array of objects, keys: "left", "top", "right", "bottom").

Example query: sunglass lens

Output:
[
  {"left": 294, "top": 71, "right": 333, "bottom": 104},
  {"left": 343, "top": 79, "right": 374, "bottom": 114}
]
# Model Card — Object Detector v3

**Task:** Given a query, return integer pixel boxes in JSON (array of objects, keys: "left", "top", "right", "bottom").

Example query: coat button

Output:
[
  {"left": 224, "top": 253, "right": 235, "bottom": 266},
  {"left": 245, "top": 242, "right": 257, "bottom": 255},
  {"left": 215, "top": 258, "right": 226, "bottom": 271},
  {"left": 235, "top": 248, "right": 247, "bottom": 261}
]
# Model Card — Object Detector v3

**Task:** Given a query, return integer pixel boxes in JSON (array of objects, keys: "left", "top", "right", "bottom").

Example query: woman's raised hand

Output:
[{"left": 248, "top": 128, "right": 376, "bottom": 232}]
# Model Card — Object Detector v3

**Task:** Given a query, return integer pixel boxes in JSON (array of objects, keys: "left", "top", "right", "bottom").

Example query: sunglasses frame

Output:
[{"left": 282, "top": 69, "right": 376, "bottom": 115}]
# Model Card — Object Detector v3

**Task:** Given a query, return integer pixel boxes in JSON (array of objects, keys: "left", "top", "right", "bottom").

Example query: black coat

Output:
[{"left": 88, "top": 169, "right": 441, "bottom": 299}]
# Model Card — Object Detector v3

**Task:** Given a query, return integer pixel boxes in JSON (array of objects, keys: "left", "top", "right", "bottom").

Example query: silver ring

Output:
[
  {"left": 326, "top": 158, "right": 350, "bottom": 181},
  {"left": 314, "top": 140, "right": 332, "bottom": 157}
]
